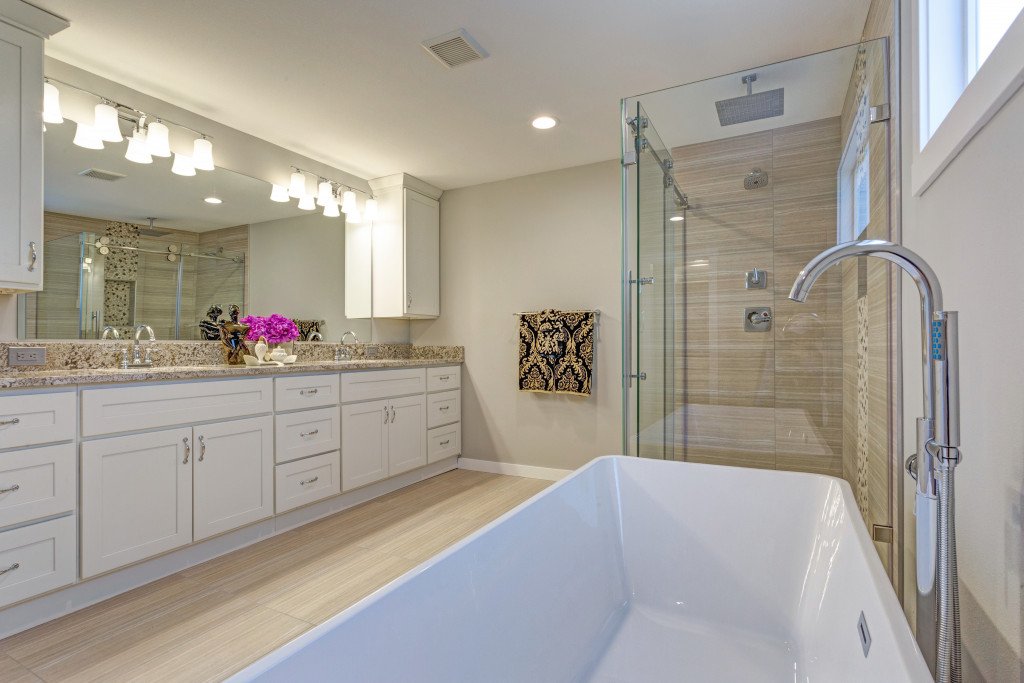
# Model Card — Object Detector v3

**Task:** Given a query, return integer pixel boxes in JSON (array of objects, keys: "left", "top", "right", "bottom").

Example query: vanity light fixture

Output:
[
  {"left": 270, "top": 184, "right": 290, "bottom": 202},
  {"left": 364, "top": 198, "right": 378, "bottom": 222},
  {"left": 531, "top": 115, "right": 558, "bottom": 130},
  {"left": 323, "top": 199, "right": 341, "bottom": 218},
  {"left": 146, "top": 120, "right": 172, "bottom": 157},
  {"left": 192, "top": 136, "right": 215, "bottom": 171},
  {"left": 73, "top": 122, "right": 104, "bottom": 150},
  {"left": 43, "top": 81, "right": 63, "bottom": 124},
  {"left": 340, "top": 190, "right": 356, "bottom": 214},
  {"left": 94, "top": 102, "right": 123, "bottom": 142},
  {"left": 297, "top": 194, "right": 316, "bottom": 210},
  {"left": 171, "top": 153, "right": 196, "bottom": 176},
  {"left": 125, "top": 127, "right": 153, "bottom": 164},
  {"left": 316, "top": 180, "right": 334, "bottom": 206},
  {"left": 204, "top": 196, "right": 223, "bottom": 204},
  {"left": 289, "top": 170, "right": 308, "bottom": 198}
]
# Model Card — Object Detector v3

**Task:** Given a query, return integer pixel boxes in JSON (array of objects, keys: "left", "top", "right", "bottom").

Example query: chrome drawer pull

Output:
[
  {"left": 300, "top": 429, "right": 319, "bottom": 438},
  {"left": 439, "top": 439, "right": 450, "bottom": 447},
  {"left": 0, "top": 484, "right": 20, "bottom": 494},
  {"left": 182, "top": 437, "right": 191, "bottom": 464},
  {"left": 439, "top": 405, "right": 450, "bottom": 411},
  {"left": 438, "top": 375, "right": 450, "bottom": 381},
  {"left": 0, "top": 417, "right": 20, "bottom": 427},
  {"left": 299, "top": 476, "right": 319, "bottom": 486},
  {"left": 198, "top": 435, "right": 206, "bottom": 461},
  {"left": 0, "top": 562, "right": 20, "bottom": 576},
  {"left": 299, "top": 388, "right": 318, "bottom": 396}
]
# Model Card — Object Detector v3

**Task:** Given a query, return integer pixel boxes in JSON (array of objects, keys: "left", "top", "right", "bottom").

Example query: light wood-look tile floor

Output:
[{"left": 0, "top": 470, "right": 550, "bottom": 683}]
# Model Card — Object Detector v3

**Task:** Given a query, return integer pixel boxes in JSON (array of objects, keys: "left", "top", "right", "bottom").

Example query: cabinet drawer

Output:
[
  {"left": 0, "top": 391, "right": 75, "bottom": 450},
  {"left": 81, "top": 378, "right": 274, "bottom": 436},
  {"left": 275, "top": 374, "right": 340, "bottom": 412},
  {"left": 341, "top": 368, "right": 426, "bottom": 403},
  {"left": 275, "top": 451, "right": 341, "bottom": 513},
  {"left": 427, "top": 422, "right": 461, "bottom": 463},
  {"left": 426, "top": 390, "right": 461, "bottom": 428},
  {"left": 275, "top": 407, "right": 341, "bottom": 464},
  {"left": 0, "top": 515, "right": 76, "bottom": 609},
  {"left": 427, "top": 366, "right": 461, "bottom": 393},
  {"left": 0, "top": 443, "right": 76, "bottom": 529}
]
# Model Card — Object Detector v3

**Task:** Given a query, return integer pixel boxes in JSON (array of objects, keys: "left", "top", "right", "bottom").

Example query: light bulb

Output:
[
  {"left": 347, "top": 207, "right": 362, "bottom": 224},
  {"left": 171, "top": 153, "right": 196, "bottom": 176},
  {"left": 363, "top": 198, "right": 378, "bottom": 221},
  {"left": 323, "top": 200, "right": 340, "bottom": 218},
  {"left": 125, "top": 129, "right": 152, "bottom": 164},
  {"left": 316, "top": 180, "right": 333, "bottom": 207},
  {"left": 43, "top": 82, "right": 63, "bottom": 124},
  {"left": 192, "top": 137, "right": 214, "bottom": 171},
  {"left": 298, "top": 194, "right": 316, "bottom": 210},
  {"left": 288, "top": 170, "right": 307, "bottom": 198},
  {"left": 531, "top": 116, "right": 558, "bottom": 129},
  {"left": 146, "top": 120, "right": 171, "bottom": 157},
  {"left": 94, "top": 103, "right": 123, "bottom": 142},
  {"left": 73, "top": 122, "right": 104, "bottom": 150},
  {"left": 270, "top": 184, "right": 289, "bottom": 202},
  {"left": 340, "top": 190, "right": 356, "bottom": 214}
]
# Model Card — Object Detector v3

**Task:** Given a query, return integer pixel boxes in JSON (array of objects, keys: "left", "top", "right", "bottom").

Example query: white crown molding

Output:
[{"left": 0, "top": 0, "right": 68, "bottom": 38}]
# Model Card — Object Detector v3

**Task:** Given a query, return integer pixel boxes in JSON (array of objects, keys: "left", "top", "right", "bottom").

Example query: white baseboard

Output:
[{"left": 457, "top": 457, "right": 571, "bottom": 481}]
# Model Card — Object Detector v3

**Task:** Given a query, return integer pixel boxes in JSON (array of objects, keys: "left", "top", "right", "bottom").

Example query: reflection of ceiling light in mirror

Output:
[
  {"left": 316, "top": 180, "right": 334, "bottom": 206},
  {"left": 192, "top": 137, "right": 215, "bottom": 171},
  {"left": 340, "top": 190, "right": 356, "bottom": 214},
  {"left": 204, "top": 197, "right": 222, "bottom": 204},
  {"left": 94, "top": 103, "right": 123, "bottom": 142},
  {"left": 298, "top": 194, "right": 315, "bottom": 210},
  {"left": 73, "top": 122, "right": 104, "bottom": 150},
  {"left": 146, "top": 120, "right": 171, "bottom": 157},
  {"left": 669, "top": 215, "right": 684, "bottom": 222},
  {"left": 531, "top": 115, "right": 558, "bottom": 129},
  {"left": 289, "top": 170, "right": 307, "bottom": 198},
  {"left": 363, "top": 198, "right": 378, "bottom": 221},
  {"left": 171, "top": 153, "right": 196, "bottom": 176},
  {"left": 43, "top": 82, "right": 63, "bottom": 124},
  {"left": 323, "top": 200, "right": 340, "bottom": 218},
  {"left": 125, "top": 129, "right": 152, "bottom": 164},
  {"left": 270, "top": 184, "right": 289, "bottom": 202}
]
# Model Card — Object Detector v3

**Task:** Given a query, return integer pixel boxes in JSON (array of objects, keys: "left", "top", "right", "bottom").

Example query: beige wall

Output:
[
  {"left": 901, "top": 60, "right": 1024, "bottom": 682},
  {"left": 410, "top": 161, "right": 622, "bottom": 471}
]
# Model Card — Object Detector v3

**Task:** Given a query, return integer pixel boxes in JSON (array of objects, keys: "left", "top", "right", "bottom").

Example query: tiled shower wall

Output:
[{"left": 670, "top": 118, "right": 844, "bottom": 476}]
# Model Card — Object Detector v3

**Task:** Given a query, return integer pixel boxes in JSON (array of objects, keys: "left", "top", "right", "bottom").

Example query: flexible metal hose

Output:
[{"left": 936, "top": 461, "right": 962, "bottom": 683}]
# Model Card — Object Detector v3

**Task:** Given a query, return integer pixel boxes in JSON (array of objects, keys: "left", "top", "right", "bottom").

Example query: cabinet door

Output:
[
  {"left": 81, "top": 428, "right": 193, "bottom": 577},
  {"left": 403, "top": 189, "right": 439, "bottom": 317},
  {"left": 388, "top": 394, "right": 427, "bottom": 476},
  {"left": 193, "top": 416, "right": 274, "bottom": 541},
  {"left": 341, "top": 400, "right": 388, "bottom": 491},
  {"left": 0, "top": 22, "right": 43, "bottom": 291}
]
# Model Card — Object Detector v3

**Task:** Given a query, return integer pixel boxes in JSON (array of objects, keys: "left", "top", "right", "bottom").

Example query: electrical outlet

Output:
[{"left": 9, "top": 347, "right": 46, "bottom": 367}]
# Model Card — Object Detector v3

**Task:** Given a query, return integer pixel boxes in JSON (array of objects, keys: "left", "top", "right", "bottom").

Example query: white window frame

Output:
[{"left": 911, "top": 0, "right": 1024, "bottom": 195}]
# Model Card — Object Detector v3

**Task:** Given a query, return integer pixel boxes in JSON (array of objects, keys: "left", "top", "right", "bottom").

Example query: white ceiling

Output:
[{"left": 33, "top": 0, "right": 872, "bottom": 190}]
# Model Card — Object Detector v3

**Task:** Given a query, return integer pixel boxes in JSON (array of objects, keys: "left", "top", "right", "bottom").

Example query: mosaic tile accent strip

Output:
[{"left": 855, "top": 295, "right": 870, "bottom": 520}]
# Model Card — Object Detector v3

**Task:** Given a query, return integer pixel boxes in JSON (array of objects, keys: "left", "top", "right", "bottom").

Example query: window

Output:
[
  {"left": 913, "top": 0, "right": 1024, "bottom": 193},
  {"left": 838, "top": 56, "right": 871, "bottom": 244}
]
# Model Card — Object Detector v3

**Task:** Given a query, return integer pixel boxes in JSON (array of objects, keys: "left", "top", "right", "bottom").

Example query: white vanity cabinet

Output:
[
  {"left": 0, "top": 5, "right": 68, "bottom": 292},
  {"left": 364, "top": 173, "right": 442, "bottom": 319},
  {"left": 426, "top": 366, "right": 462, "bottom": 463}
]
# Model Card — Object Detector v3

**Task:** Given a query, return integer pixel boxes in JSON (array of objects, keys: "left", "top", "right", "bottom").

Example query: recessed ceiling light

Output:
[
  {"left": 204, "top": 197, "right": 222, "bottom": 204},
  {"left": 669, "top": 215, "right": 684, "bottom": 222},
  {"left": 531, "top": 116, "right": 558, "bottom": 130}
]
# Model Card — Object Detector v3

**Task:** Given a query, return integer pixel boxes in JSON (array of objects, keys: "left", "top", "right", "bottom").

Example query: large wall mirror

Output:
[{"left": 18, "top": 70, "right": 373, "bottom": 343}]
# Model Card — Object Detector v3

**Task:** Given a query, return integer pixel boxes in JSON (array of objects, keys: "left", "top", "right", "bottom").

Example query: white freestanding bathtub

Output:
[{"left": 231, "top": 456, "right": 930, "bottom": 682}]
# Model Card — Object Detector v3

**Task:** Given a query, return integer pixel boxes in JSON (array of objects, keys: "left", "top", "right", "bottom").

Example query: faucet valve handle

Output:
[{"left": 119, "top": 347, "right": 130, "bottom": 370}]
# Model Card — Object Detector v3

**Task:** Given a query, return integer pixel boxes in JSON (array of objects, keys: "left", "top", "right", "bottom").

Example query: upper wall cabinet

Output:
[
  {"left": 363, "top": 173, "right": 442, "bottom": 319},
  {"left": 0, "top": 4, "right": 67, "bottom": 293}
]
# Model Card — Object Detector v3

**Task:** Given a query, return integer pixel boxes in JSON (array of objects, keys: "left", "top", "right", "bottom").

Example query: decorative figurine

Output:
[
  {"left": 199, "top": 304, "right": 223, "bottom": 341},
  {"left": 218, "top": 304, "right": 250, "bottom": 365}
]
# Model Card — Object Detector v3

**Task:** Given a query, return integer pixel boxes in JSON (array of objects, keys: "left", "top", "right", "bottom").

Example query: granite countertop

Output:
[{"left": 0, "top": 357, "right": 461, "bottom": 389}]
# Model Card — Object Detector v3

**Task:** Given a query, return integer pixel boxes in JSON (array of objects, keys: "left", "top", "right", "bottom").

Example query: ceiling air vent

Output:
[
  {"left": 422, "top": 29, "right": 488, "bottom": 68},
  {"left": 78, "top": 168, "right": 126, "bottom": 182}
]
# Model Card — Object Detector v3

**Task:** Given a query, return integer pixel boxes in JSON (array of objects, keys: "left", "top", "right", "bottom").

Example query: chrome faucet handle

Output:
[
  {"left": 119, "top": 347, "right": 130, "bottom": 370},
  {"left": 143, "top": 346, "right": 158, "bottom": 365}
]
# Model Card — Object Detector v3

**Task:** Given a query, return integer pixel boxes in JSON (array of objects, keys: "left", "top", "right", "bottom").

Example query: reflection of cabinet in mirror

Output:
[{"left": 347, "top": 174, "right": 441, "bottom": 320}]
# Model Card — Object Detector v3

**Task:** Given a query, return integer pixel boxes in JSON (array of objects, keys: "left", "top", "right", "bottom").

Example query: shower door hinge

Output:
[
  {"left": 630, "top": 276, "right": 655, "bottom": 294},
  {"left": 869, "top": 103, "right": 891, "bottom": 123},
  {"left": 871, "top": 524, "right": 894, "bottom": 543},
  {"left": 622, "top": 150, "right": 637, "bottom": 166},
  {"left": 629, "top": 372, "right": 647, "bottom": 381}
]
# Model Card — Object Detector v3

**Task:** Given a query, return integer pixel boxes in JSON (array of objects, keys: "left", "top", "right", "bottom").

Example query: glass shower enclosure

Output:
[{"left": 621, "top": 40, "right": 900, "bottom": 584}]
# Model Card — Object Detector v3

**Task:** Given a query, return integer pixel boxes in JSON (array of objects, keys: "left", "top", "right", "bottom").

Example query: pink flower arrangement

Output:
[{"left": 240, "top": 314, "right": 299, "bottom": 345}]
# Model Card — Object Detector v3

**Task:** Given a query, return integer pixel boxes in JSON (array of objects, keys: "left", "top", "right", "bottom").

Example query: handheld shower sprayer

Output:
[{"left": 790, "top": 239, "right": 962, "bottom": 682}]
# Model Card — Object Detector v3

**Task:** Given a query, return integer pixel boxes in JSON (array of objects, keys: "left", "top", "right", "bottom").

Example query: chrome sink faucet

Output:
[
  {"left": 307, "top": 332, "right": 323, "bottom": 342},
  {"left": 789, "top": 239, "right": 961, "bottom": 682},
  {"left": 335, "top": 330, "right": 361, "bottom": 361},
  {"left": 101, "top": 326, "right": 121, "bottom": 340},
  {"left": 122, "top": 324, "right": 158, "bottom": 368}
]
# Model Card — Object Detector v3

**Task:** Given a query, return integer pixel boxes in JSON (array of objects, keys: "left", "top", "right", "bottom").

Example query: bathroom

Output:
[{"left": 0, "top": 0, "right": 1021, "bottom": 680}]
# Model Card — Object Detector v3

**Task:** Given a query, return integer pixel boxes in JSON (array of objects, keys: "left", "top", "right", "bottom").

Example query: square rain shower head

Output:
[{"left": 715, "top": 88, "right": 785, "bottom": 126}]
